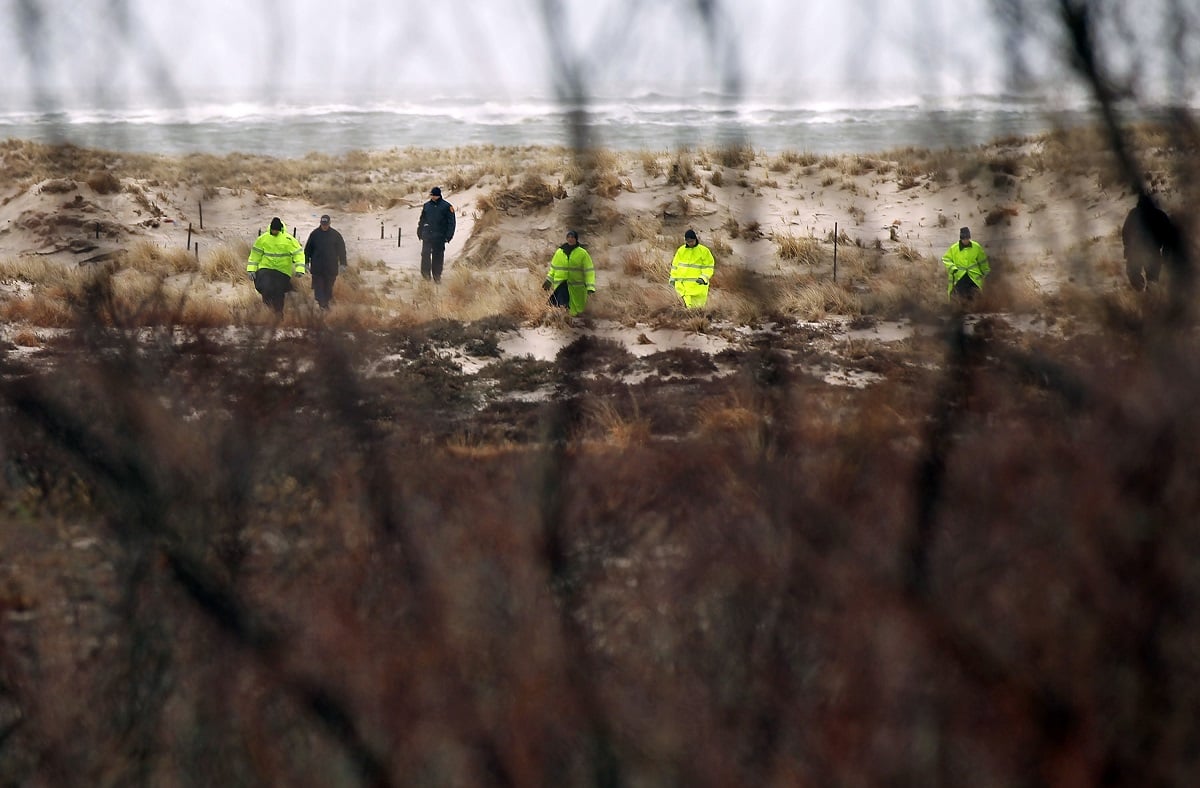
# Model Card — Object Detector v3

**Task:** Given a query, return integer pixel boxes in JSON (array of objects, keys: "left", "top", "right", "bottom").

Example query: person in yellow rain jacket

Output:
[
  {"left": 941, "top": 226, "right": 990, "bottom": 299},
  {"left": 670, "top": 229, "right": 715, "bottom": 308},
  {"left": 248, "top": 217, "right": 306, "bottom": 315},
  {"left": 542, "top": 230, "right": 596, "bottom": 316}
]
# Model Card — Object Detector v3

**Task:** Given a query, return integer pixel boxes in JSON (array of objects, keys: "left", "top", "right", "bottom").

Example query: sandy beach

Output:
[{"left": 0, "top": 129, "right": 1163, "bottom": 327}]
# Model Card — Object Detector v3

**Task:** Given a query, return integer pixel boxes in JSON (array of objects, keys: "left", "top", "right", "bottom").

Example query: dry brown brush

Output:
[{"left": 2, "top": 276, "right": 1200, "bottom": 786}]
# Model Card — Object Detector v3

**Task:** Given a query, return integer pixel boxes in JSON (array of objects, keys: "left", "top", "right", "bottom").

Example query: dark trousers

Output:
[
  {"left": 311, "top": 271, "right": 336, "bottom": 309},
  {"left": 1125, "top": 251, "right": 1162, "bottom": 290},
  {"left": 421, "top": 239, "right": 446, "bottom": 282},
  {"left": 254, "top": 268, "right": 292, "bottom": 315},
  {"left": 952, "top": 275, "right": 980, "bottom": 299},
  {"left": 548, "top": 282, "right": 570, "bottom": 308}
]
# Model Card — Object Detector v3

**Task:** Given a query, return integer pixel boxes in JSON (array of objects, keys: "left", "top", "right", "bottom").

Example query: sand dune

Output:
[{"left": 0, "top": 133, "right": 1173, "bottom": 320}]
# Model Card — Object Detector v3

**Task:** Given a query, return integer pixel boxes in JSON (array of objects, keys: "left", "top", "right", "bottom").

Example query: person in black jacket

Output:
[
  {"left": 416, "top": 186, "right": 456, "bottom": 283},
  {"left": 1122, "top": 192, "right": 1185, "bottom": 291},
  {"left": 304, "top": 214, "right": 348, "bottom": 309}
]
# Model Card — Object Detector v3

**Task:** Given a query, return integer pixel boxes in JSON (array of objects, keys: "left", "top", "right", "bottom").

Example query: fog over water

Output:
[{"left": 0, "top": 0, "right": 1193, "bottom": 155}]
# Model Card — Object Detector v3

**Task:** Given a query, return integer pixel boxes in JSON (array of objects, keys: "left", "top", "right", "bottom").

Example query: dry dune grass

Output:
[
  {"left": 638, "top": 150, "right": 666, "bottom": 178},
  {"left": 0, "top": 289, "right": 75, "bottom": 325},
  {"left": 0, "top": 140, "right": 576, "bottom": 212},
  {"left": 620, "top": 247, "right": 671, "bottom": 282},
  {"left": 201, "top": 244, "right": 250, "bottom": 284},
  {"left": 564, "top": 148, "right": 628, "bottom": 198},
  {"left": 777, "top": 279, "right": 864, "bottom": 320},
  {"left": 0, "top": 125, "right": 1193, "bottom": 334},
  {"left": 125, "top": 240, "right": 199, "bottom": 275},
  {"left": 7, "top": 120, "right": 1200, "bottom": 788},
  {"left": 775, "top": 232, "right": 824, "bottom": 265},
  {"left": 478, "top": 173, "right": 566, "bottom": 215}
]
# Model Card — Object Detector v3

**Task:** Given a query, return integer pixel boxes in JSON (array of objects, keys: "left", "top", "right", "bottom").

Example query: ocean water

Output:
[{"left": 0, "top": 91, "right": 1149, "bottom": 159}]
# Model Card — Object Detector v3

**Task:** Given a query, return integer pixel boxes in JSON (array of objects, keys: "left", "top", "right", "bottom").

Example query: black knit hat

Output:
[
  {"left": 684, "top": 229, "right": 698, "bottom": 241},
  {"left": 270, "top": 217, "right": 284, "bottom": 232},
  {"left": 430, "top": 186, "right": 442, "bottom": 196}
]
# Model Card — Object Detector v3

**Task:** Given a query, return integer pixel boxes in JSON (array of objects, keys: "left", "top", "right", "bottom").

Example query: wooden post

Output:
[
  {"left": 198, "top": 201, "right": 204, "bottom": 230},
  {"left": 830, "top": 220, "right": 840, "bottom": 283},
  {"left": 187, "top": 223, "right": 193, "bottom": 250},
  {"left": 398, "top": 228, "right": 402, "bottom": 248},
  {"left": 380, "top": 222, "right": 384, "bottom": 240},
  {"left": 194, "top": 242, "right": 200, "bottom": 261},
  {"left": 95, "top": 222, "right": 100, "bottom": 240}
]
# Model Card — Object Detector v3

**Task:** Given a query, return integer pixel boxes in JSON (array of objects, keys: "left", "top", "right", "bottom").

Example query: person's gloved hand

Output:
[
  {"left": 696, "top": 277, "right": 707, "bottom": 286},
  {"left": 340, "top": 264, "right": 348, "bottom": 273},
  {"left": 542, "top": 280, "right": 552, "bottom": 291},
  {"left": 587, "top": 289, "right": 596, "bottom": 294},
  {"left": 294, "top": 271, "right": 306, "bottom": 279},
  {"left": 247, "top": 271, "right": 256, "bottom": 282}
]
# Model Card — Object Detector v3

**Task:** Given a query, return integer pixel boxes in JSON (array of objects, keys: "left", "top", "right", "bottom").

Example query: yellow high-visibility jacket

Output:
[
  {"left": 248, "top": 228, "right": 306, "bottom": 277},
  {"left": 670, "top": 243, "right": 716, "bottom": 307},
  {"left": 941, "top": 240, "right": 989, "bottom": 294},
  {"left": 544, "top": 244, "right": 596, "bottom": 316}
]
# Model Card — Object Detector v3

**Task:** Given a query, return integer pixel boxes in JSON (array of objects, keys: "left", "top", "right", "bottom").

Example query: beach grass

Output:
[
  {"left": 1, "top": 121, "right": 1192, "bottom": 334},
  {"left": 4, "top": 124, "right": 1200, "bottom": 786}
]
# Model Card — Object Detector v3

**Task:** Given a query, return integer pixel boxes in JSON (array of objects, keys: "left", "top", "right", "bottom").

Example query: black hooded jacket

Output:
[
  {"left": 417, "top": 198, "right": 456, "bottom": 244},
  {"left": 304, "top": 226, "right": 347, "bottom": 276}
]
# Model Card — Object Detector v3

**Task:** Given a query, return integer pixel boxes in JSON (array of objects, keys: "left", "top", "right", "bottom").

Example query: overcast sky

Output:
[
  {"left": 2, "top": 0, "right": 1034, "bottom": 108},
  {"left": 1, "top": 0, "right": 1191, "bottom": 110}
]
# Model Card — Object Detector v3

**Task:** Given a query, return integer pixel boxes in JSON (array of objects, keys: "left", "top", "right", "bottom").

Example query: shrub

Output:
[
  {"left": 667, "top": 150, "right": 697, "bottom": 186},
  {"left": 86, "top": 170, "right": 122, "bottom": 194},
  {"left": 776, "top": 232, "right": 823, "bottom": 265},
  {"left": 480, "top": 174, "right": 564, "bottom": 215}
]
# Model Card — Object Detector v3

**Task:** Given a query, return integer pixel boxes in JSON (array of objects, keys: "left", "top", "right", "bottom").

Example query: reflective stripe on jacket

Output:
[
  {"left": 941, "top": 240, "right": 989, "bottom": 294},
  {"left": 544, "top": 244, "right": 596, "bottom": 316},
  {"left": 670, "top": 243, "right": 715, "bottom": 296},
  {"left": 248, "top": 229, "right": 306, "bottom": 276},
  {"left": 545, "top": 245, "right": 595, "bottom": 289}
]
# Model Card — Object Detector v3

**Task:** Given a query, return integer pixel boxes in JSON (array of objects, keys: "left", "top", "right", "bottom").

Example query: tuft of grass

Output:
[
  {"left": 667, "top": 150, "right": 697, "bottom": 186},
  {"left": 583, "top": 397, "right": 651, "bottom": 447},
  {"left": 777, "top": 280, "right": 862, "bottom": 320},
  {"left": 201, "top": 244, "right": 249, "bottom": 283},
  {"left": 124, "top": 240, "right": 200, "bottom": 275},
  {"left": 712, "top": 143, "right": 756, "bottom": 169},
  {"left": 622, "top": 247, "right": 672, "bottom": 284},
  {"left": 40, "top": 178, "right": 78, "bottom": 194},
  {"left": 626, "top": 214, "right": 663, "bottom": 244},
  {"left": 479, "top": 174, "right": 565, "bottom": 215},
  {"left": 11, "top": 328, "right": 42, "bottom": 347},
  {"left": 708, "top": 235, "right": 733, "bottom": 258},
  {"left": 86, "top": 171, "right": 122, "bottom": 194},
  {"left": 775, "top": 232, "right": 824, "bottom": 265},
  {"left": 639, "top": 151, "right": 665, "bottom": 178},
  {"left": 984, "top": 205, "right": 1021, "bottom": 226},
  {"left": 458, "top": 231, "right": 503, "bottom": 269},
  {"left": 581, "top": 149, "right": 628, "bottom": 198}
]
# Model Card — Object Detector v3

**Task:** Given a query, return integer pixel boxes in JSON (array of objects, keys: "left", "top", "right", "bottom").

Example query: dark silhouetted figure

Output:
[
  {"left": 416, "top": 186, "right": 455, "bottom": 283},
  {"left": 1122, "top": 193, "right": 1176, "bottom": 291},
  {"left": 304, "top": 214, "right": 347, "bottom": 310}
]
